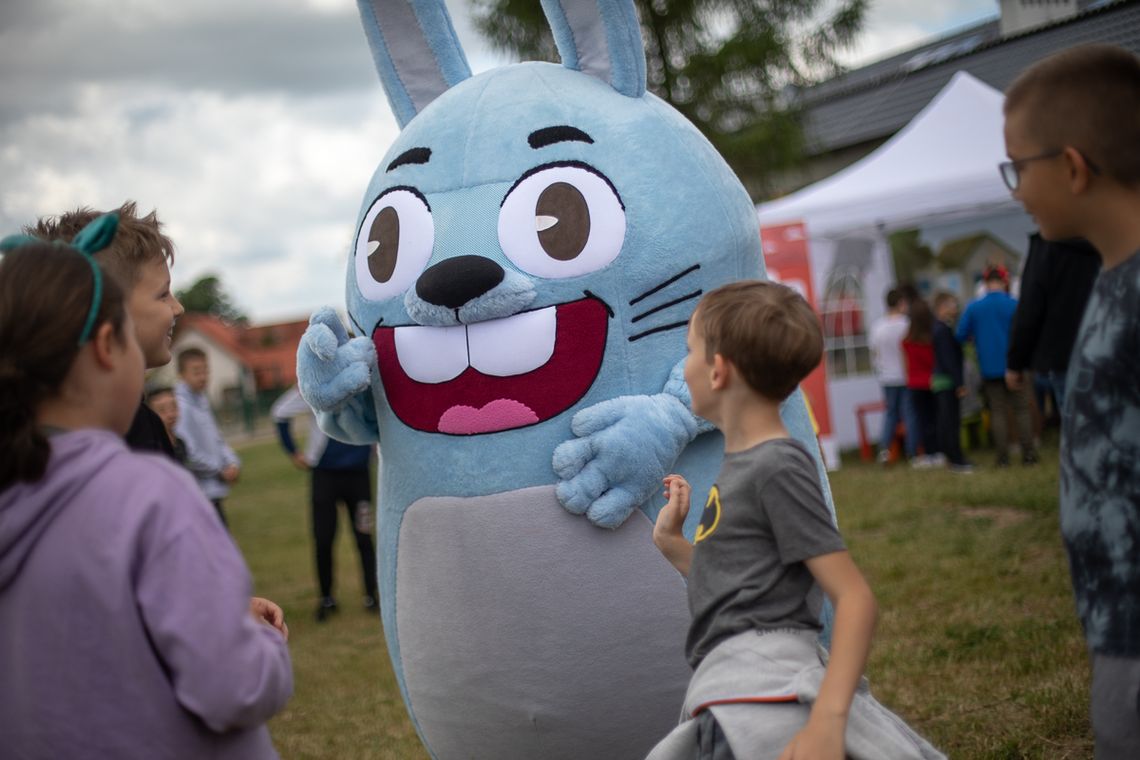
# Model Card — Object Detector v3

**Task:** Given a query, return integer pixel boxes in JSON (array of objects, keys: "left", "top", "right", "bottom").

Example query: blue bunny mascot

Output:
[{"left": 297, "top": 0, "right": 835, "bottom": 757}]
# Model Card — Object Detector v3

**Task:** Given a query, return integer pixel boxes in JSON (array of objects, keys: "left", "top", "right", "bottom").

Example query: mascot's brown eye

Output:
[
  {"left": 498, "top": 163, "right": 625, "bottom": 279},
  {"left": 536, "top": 182, "right": 590, "bottom": 261},
  {"left": 354, "top": 187, "right": 434, "bottom": 302},
  {"left": 368, "top": 207, "right": 400, "bottom": 282}
]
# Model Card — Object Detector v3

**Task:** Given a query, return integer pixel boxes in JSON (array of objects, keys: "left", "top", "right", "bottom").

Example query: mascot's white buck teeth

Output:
[{"left": 393, "top": 306, "right": 556, "bottom": 382}]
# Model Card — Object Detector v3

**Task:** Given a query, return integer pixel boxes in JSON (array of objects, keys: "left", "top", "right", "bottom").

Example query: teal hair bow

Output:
[{"left": 0, "top": 212, "right": 120, "bottom": 345}]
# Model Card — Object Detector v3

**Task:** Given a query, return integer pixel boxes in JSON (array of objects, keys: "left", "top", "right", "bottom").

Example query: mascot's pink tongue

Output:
[{"left": 438, "top": 399, "right": 540, "bottom": 435}]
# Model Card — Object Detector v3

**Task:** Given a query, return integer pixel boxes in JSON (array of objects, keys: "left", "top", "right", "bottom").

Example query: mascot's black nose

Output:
[{"left": 416, "top": 255, "right": 505, "bottom": 309}]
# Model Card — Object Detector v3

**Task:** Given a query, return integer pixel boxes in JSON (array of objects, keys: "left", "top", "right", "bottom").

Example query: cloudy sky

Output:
[{"left": 0, "top": 0, "right": 998, "bottom": 323}]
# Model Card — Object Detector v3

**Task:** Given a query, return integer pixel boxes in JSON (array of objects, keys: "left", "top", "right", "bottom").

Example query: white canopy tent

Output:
[{"left": 757, "top": 71, "right": 1035, "bottom": 460}]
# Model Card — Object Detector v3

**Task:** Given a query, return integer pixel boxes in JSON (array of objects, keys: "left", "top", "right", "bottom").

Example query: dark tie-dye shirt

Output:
[{"left": 1061, "top": 250, "right": 1140, "bottom": 656}]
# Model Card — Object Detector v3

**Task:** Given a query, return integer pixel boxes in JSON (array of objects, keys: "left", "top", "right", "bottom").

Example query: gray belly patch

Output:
[{"left": 396, "top": 485, "right": 692, "bottom": 760}]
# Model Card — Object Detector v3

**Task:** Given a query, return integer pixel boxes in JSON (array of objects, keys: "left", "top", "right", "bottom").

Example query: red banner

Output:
[{"left": 759, "top": 223, "right": 832, "bottom": 437}]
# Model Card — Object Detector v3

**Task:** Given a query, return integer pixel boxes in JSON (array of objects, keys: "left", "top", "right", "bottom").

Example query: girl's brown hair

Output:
[
  {"left": 905, "top": 297, "right": 933, "bottom": 344},
  {"left": 0, "top": 244, "right": 128, "bottom": 490}
]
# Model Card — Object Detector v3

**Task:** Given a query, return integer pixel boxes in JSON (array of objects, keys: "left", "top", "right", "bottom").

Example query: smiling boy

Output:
[
  {"left": 1002, "top": 44, "right": 1140, "bottom": 757},
  {"left": 27, "top": 202, "right": 185, "bottom": 455}
]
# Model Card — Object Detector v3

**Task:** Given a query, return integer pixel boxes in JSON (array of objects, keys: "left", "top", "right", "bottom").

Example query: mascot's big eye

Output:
[
  {"left": 354, "top": 187, "right": 434, "bottom": 301},
  {"left": 498, "top": 163, "right": 625, "bottom": 279}
]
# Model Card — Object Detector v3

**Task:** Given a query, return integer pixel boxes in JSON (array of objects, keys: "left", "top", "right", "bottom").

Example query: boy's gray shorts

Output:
[{"left": 1092, "top": 653, "right": 1140, "bottom": 759}]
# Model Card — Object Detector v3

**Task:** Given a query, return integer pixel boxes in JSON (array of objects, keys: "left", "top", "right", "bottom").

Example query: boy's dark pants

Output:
[
  {"left": 311, "top": 468, "right": 377, "bottom": 600},
  {"left": 934, "top": 390, "right": 968, "bottom": 466},
  {"left": 982, "top": 379, "right": 1035, "bottom": 461}
]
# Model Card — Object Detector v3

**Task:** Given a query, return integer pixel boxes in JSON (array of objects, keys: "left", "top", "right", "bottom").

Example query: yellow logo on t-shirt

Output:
[{"left": 694, "top": 486, "right": 721, "bottom": 543}]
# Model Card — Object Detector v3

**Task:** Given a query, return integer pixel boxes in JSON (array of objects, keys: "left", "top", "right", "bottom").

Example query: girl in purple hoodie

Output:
[{"left": 0, "top": 221, "right": 292, "bottom": 759}]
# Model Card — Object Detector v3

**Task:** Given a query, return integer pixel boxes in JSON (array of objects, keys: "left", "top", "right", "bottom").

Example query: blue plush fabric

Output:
[{"left": 296, "top": 1, "right": 839, "bottom": 757}]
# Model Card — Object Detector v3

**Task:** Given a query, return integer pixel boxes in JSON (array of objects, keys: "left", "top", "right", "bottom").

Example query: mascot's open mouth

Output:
[{"left": 373, "top": 296, "right": 608, "bottom": 435}]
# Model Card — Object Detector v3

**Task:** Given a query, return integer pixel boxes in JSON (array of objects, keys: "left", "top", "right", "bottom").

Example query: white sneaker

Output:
[
  {"left": 876, "top": 450, "right": 891, "bottom": 465},
  {"left": 929, "top": 453, "right": 948, "bottom": 467},
  {"left": 909, "top": 455, "right": 933, "bottom": 469}
]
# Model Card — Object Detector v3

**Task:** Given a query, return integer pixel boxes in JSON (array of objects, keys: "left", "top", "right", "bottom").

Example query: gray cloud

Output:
[
  {"left": 1, "top": 0, "right": 995, "bottom": 322},
  {"left": 0, "top": 2, "right": 374, "bottom": 124}
]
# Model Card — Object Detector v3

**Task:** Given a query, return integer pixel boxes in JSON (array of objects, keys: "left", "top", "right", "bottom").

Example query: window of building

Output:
[{"left": 819, "top": 269, "right": 871, "bottom": 378}]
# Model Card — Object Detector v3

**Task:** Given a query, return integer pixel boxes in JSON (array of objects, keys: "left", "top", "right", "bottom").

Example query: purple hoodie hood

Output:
[{"left": 0, "top": 429, "right": 123, "bottom": 591}]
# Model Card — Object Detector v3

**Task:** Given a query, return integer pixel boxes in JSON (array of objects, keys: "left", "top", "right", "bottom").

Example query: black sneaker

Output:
[
  {"left": 363, "top": 594, "right": 379, "bottom": 614},
  {"left": 995, "top": 454, "right": 1011, "bottom": 468},
  {"left": 315, "top": 597, "right": 338, "bottom": 622},
  {"left": 1023, "top": 452, "right": 1040, "bottom": 466}
]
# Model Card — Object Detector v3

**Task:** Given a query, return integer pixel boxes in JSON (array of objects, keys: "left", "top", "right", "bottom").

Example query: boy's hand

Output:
[
  {"left": 654, "top": 475, "right": 691, "bottom": 541},
  {"left": 221, "top": 464, "right": 240, "bottom": 483},
  {"left": 778, "top": 713, "right": 845, "bottom": 760},
  {"left": 250, "top": 597, "right": 289, "bottom": 641},
  {"left": 652, "top": 474, "right": 693, "bottom": 576}
]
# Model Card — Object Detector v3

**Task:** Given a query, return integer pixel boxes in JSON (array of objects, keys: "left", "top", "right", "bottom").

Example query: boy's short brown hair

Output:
[
  {"left": 177, "top": 347, "right": 207, "bottom": 373},
  {"left": 1005, "top": 44, "right": 1140, "bottom": 186},
  {"left": 694, "top": 280, "right": 823, "bottom": 402},
  {"left": 25, "top": 201, "right": 175, "bottom": 291}
]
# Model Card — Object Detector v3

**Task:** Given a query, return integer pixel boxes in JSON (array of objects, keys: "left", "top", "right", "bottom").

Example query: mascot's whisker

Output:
[
  {"left": 628, "top": 319, "right": 690, "bottom": 342},
  {"left": 631, "top": 289, "right": 703, "bottom": 324},
  {"left": 629, "top": 263, "right": 702, "bottom": 306}
]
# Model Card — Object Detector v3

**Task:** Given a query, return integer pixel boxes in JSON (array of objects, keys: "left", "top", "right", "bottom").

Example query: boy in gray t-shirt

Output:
[
  {"left": 685, "top": 437, "right": 844, "bottom": 668},
  {"left": 650, "top": 281, "right": 943, "bottom": 760}
]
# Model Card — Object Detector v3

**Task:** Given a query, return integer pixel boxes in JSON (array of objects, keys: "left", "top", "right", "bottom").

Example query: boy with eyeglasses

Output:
[{"left": 1002, "top": 44, "right": 1140, "bottom": 758}]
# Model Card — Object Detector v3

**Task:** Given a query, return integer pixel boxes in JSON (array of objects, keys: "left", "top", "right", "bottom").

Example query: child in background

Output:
[
  {"left": 868, "top": 288, "right": 910, "bottom": 464},
  {"left": 146, "top": 385, "right": 186, "bottom": 463},
  {"left": 647, "top": 281, "right": 942, "bottom": 760},
  {"left": 175, "top": 347, "right": 240, "bottom": 527},
  {"left": 270, "top": 385, "right": 379, "bottom": 622},
  {"left": 0, "top": 231, "right": 292, "bottom": 759},
  {"left": 1002, "top": 44, "right": 1140, "bottom": 755},
  {"left": 901, "top": 298, "right": 942, "bottom": 468},
  {"left": 956, "top": 266, "right": 1036, "bottom": 467},
  {"left": 931, "top": 293, "right": 973, "bottom": 473}
]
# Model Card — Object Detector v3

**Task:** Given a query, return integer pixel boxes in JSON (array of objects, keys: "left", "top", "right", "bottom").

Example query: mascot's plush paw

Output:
[
  {"left": 297, "top": 307, "right": 376, "bottom": 413},
  {"left": 554, "top": 394, "right": 698, "bottom": 529}
]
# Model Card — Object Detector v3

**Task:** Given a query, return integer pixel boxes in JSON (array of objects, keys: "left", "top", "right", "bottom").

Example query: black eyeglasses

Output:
[{"left": 998, "top": 148, "right": 1101, "bottom": 191}]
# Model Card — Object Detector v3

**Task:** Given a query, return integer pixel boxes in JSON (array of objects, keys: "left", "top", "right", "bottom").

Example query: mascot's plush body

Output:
[{"left": 298, "top": 1, "right": 833, "bottom": 757}]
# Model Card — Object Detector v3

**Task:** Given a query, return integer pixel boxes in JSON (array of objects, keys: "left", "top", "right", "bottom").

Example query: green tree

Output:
[
  {"left": 176, "top": 274, "right": 248, "bottom": 324},
  {"left": 472, "top": 0, "right": 866, "bottom": 197}
]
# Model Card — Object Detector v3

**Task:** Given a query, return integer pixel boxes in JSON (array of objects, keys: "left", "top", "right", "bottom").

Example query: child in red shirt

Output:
[{"left": 902, "top": 298, "right": 942, "bottom": 468}]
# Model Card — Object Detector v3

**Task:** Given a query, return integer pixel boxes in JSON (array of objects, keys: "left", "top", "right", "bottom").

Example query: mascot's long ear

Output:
[
  {"left": 540, "top": 0, "right": 646, "bottom": 98},
  {"left": 357, "top": 0, "right": 472, "bottom": 128}
]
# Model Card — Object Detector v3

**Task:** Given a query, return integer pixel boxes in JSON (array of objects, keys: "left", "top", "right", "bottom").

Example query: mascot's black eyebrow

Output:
[
  {"left": 528, "top": 126, "right": 594, "bottom": 149},
  {"left": 387, "top": 147, "right": 432, "bottom": 172}
]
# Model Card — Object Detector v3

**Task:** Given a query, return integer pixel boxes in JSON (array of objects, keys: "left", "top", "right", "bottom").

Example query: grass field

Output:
[{"left": 227, "top": 436, "right": 1091, "bottom": 759}]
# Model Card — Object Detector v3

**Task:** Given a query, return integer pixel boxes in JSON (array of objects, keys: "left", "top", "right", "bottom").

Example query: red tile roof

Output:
[{"left": 175, "top": 313, "right": 310, "bottom": 391}]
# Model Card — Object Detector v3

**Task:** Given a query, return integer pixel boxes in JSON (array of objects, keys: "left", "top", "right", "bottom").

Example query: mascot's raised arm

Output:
[{"left": 297, "top": 0, "right": 832, "bottom": 757}]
